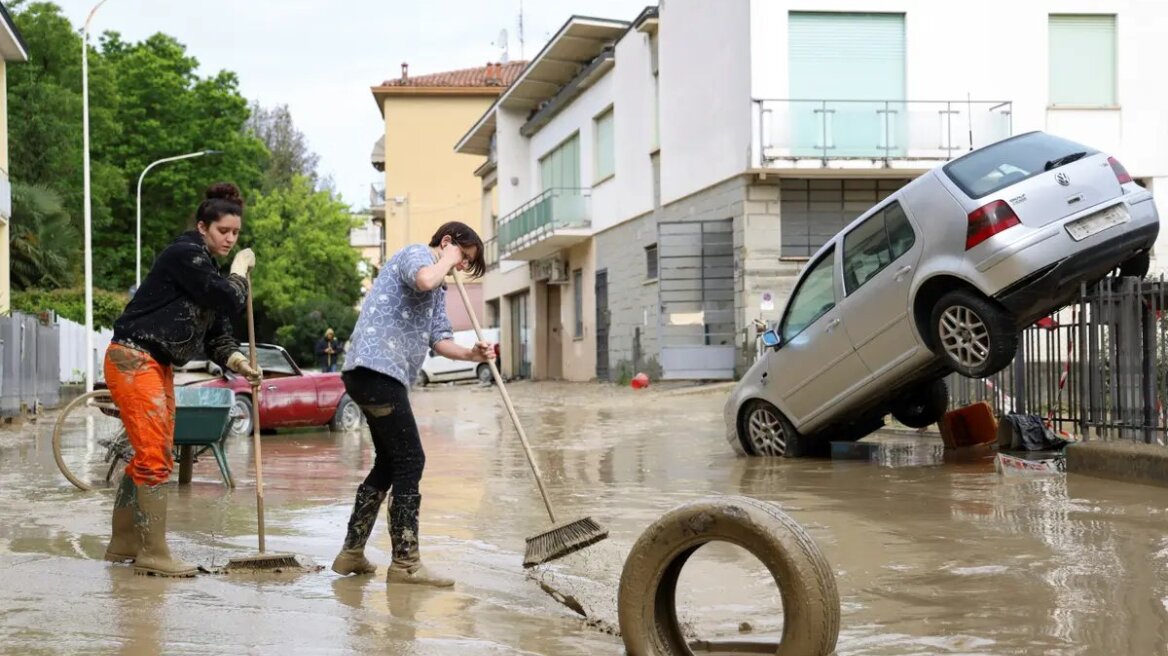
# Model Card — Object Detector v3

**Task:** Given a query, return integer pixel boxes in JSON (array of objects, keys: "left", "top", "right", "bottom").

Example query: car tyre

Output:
[
  {"left": 617, "top": 496, "right": 840, "bottom": 656},
  {"left": 930, "top": 290, "right": 1017, "bottom": 378},
  {"left": 891, "top": 379, "right": 949, "bottom": 428},
  {"left": 418, "top": 371, "right": 430, "bottom": 386},
  {"left": 741, "top": 400, "right": 813, "bottom": 458},
  {"left": 227, "top": 395, "right": 253, "bottom": 439},
  {"left": 330, "top": 394, "right": 363, "bottom": 432},
  {"left": 476, "top": 363, "right": 494, "bottom": 385}
]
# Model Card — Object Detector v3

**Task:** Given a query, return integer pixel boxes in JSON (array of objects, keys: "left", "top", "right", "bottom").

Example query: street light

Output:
[
  {"left": 82, "top": 0, "right": 109, "bottom": 393},
  {"left": 136, "top": 150, "right": 222, "bottom": 287}
]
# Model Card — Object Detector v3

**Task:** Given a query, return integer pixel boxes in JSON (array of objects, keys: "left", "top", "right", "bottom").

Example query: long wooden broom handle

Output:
[
  {"left": 452, "top": 272, "right": 558, "bottom": 524},
  {"left": 245, "top": 272, "right": 267, "bottom": 553}
]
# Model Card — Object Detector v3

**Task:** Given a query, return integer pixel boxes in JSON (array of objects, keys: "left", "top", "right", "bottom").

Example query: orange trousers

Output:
[{"left": 104, "top": 344, "right": 176, "bottom": 486}]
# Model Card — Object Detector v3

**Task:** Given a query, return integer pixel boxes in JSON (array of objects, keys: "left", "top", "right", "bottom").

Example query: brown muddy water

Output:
[{"left": 3, "top": 381, "right": 1168, "bottom": 655}]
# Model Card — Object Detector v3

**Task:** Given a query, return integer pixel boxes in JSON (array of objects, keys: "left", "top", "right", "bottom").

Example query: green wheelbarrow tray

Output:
[{"left": 174, "top": 387, "right": 236, "bottom": 487}]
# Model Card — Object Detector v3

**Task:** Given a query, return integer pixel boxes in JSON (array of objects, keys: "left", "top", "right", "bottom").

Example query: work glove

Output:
[
  {"left": 229, "top": 248, "right": 257, "bottom": 278},
  {"left": 226, "top": 351, "right": 263, "bottom": 385}
]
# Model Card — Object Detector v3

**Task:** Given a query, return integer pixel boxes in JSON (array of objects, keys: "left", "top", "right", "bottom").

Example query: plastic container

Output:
[{"left": 174, "top": 387, "right": 235, "bottom": 445}]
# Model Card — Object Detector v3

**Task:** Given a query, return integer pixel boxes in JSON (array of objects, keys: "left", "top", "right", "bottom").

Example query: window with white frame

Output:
[
  {"left": 1049, "top": 14, "right": 1117, "bottom": 106},
  {"left": 539, "top": 133, "right": 580, "bottom": 191},
  {"left": 594, "top": 107, "right": 615, "bottom": 181}
]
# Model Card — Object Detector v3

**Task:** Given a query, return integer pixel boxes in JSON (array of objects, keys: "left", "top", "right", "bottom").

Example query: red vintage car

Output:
[{"left": 177, "top": 343, "right": 363, "bottom": 438}]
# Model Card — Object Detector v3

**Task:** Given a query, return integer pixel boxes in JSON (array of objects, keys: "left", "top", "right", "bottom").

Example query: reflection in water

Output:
[{"left": 5, "top": 381, "right": 1168, "bottom": 654}]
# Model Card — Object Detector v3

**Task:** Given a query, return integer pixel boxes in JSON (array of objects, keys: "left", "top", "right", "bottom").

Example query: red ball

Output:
[{"left": 631, "top": 373, "right": 650, "bottom": 389}]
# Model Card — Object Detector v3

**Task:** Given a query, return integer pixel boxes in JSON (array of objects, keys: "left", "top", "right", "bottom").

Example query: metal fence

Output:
[
  {"left": 948, "top": 277, "right": 1168, "bottom": 445},
  {"left": 0, "top": 313, "right": 61, "bottom": 415}
]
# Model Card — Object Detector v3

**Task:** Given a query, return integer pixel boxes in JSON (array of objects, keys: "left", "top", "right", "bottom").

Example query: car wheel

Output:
[
  {"left": 476, "top": 363, "right": 494, "bottom": 385},
  {"left": 228, "top": 396, "right": 253, "bottom": 438},
  {"left": 418, "top": 371, "right": 430, "bottom": 386},
  {"left": 330, "top": 394, "right": 363, "bottom": 432},
  {"left": 930, "top": 290, "right": 1017, "bottom": 378},
  {"left": 891, "top": 379, "right": 950, "bottom": 428},
  {"left": 741, "top": 400, "right": 811, "bottom": 458}
]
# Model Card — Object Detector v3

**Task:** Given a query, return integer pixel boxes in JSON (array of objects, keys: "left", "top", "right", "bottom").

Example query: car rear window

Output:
[{"left": 943, "top": 132, "right": 1097, "bottom": 200}]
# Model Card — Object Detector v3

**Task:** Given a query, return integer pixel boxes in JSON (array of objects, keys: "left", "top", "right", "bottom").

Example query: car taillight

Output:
[
  {"left": 1108, "top": 156, "right": 1133, "bottom": 184},
  {"left": 493, "top": 343, "right": 500, "bottom": 357},
  {"left": 965, "top": 200, "right": 1021, "bottom": 250}
]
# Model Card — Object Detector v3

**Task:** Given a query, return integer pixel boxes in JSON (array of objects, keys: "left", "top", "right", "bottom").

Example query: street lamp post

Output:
[
  {"left": 82, "top": 0, "right": 109, "bottom": 393},
  {"left": 136, "top": 150, "right": 222, "bottom": 288}
]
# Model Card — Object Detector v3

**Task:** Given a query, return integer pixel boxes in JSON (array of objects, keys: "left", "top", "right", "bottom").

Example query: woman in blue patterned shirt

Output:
[{"left": 332, "top": 221, "right": 493, "bottom": 587}]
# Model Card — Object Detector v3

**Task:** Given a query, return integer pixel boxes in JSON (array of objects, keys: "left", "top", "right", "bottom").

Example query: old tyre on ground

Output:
[
  {"left": 618, "top": 496, "right": 840, "bottom": 656},
  {"left": 891, "top": 379, "right": 950, "bottom": 428},
  {"left": 330, "top": 393, "right": 363, "bottom": 431},
  {"left": 929, "top": 289, "right": 1017, "bottom": 379},
  {"left": 227, "top": 395, "right": 253, "bottom": 438},
  {"left": 740, "top": 400, "right": 815, "bottom": 458}
]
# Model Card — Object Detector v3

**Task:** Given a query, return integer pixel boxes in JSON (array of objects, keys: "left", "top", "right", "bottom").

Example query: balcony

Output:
[
  {"left": 484, "top": 237, "right": 498, "bottom": 271},
  {"left": 496, "top": 188, "right": 591, "bottom": 261},
  {"left": 755, "top": 99, "right": 1013, "bottom": 169}
]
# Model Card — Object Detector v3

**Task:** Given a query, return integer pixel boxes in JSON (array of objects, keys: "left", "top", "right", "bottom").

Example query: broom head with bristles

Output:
[
  {"left": 523, "top": 516, "right": 608, "bottom": 568},
  {"left": 223, "top": 552, "right": 318, "bottom": 573}
]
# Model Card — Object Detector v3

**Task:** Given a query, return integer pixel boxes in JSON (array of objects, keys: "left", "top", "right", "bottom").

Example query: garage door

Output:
[
  {"left": 788, "top": 12, "right": 906, "bottom": 158},
  {"left": 780, "top": 178, "right": 911, "bottom": 259}
]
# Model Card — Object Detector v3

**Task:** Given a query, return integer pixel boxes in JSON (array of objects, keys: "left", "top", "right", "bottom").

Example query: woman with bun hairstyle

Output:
[{"left": 102, "top": 182, "right": 262, "bottom": 577}]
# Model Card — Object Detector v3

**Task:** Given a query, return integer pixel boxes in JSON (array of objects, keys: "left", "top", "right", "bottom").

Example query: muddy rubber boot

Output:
[
  {"left": 386, "top": 494, "right": 453, "bottom": 588},
  {"left": 132, "top": 483, "right": 197, "bottom": 578},
  {"left": 332, "top": 484, "right": 388, "bottom": 575},
  {"left": 104, "top": 476, "right": 141, "bottom": 563}
]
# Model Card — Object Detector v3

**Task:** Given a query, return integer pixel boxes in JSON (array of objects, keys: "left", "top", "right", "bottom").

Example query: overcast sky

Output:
[{"left": 49, "top": 0, "right": 651, "bottom": 209}]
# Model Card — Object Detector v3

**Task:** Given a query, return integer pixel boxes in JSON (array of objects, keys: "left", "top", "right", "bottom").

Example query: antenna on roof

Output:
[{"left": 518, "top": 0, "right": 526, "bottom": 60}]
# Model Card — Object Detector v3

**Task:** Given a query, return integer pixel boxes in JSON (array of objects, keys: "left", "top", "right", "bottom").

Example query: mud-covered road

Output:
[{"left": 3, "top": 381, "right": 1168, "bottom": 655}]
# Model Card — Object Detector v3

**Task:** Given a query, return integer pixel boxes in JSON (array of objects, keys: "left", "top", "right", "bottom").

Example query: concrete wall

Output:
[
  {"left": 658, "top": 0, "right": 753, "bottom": 206},
  {"left": 595, "top": 211, "right": 659, "bottom": 380}
]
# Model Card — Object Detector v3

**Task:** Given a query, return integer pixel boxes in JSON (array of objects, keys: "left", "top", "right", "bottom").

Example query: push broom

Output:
[
  {"left": 224, "top": 272, "right": 314, "bottom": 572},
  {"left": 452, "top": 271, "right": 608, "bottom": 568}
]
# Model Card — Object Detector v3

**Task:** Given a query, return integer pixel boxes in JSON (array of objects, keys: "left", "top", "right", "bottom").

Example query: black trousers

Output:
[{"left": 341, "top": 367, "right": 424, "bottom": 497}]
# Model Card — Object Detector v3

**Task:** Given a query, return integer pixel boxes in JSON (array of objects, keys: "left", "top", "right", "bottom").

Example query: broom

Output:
[
  {"left": 452, "top": 271, "right": 607, "bottom": 568},
  {"left": 224, "top": 271, "right": 314, "bottom": 572}
]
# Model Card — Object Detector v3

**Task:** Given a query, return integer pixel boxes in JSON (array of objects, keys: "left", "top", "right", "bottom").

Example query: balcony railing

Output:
[
  {"left": 484, "top": 237, "right": 498, "bottom": 271},
  {"left": 756, "top": 99, "right": 1013, "bottom": 163},
  {"left": 497, "top": 187, "right": 591, "bottom": 260}
]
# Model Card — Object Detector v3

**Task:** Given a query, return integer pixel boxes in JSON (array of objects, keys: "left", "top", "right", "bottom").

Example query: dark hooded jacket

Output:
[{"left": 112, "top": 231, "right": 247, "bottom": 368}]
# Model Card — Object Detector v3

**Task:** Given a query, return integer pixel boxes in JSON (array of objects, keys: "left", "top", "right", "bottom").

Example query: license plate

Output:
[{"left": 1066, "top": 205, "right": 1129, "bottom": 241}]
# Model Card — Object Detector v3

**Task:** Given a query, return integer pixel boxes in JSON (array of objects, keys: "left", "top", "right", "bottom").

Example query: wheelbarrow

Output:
[{"left": 174, "top": 386, "right": 237, "bottom": 488}]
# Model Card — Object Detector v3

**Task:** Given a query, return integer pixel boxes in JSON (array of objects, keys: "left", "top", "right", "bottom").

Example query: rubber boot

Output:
[
  {"left": 331, "top": 484, "right": 387, "bottom": 575},
  {"left": 104, "top": 476, "right": 141, "bottom": 563},
  {"left": 132, "top": 483, "right": 197, "bottom": 578},
  {"left": 386, "top": 494, "right": 453, "bottom": 588}
]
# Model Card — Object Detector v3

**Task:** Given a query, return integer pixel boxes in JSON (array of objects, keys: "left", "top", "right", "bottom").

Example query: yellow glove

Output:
[{"left": 226, "top": 351, "right": 263, "bottom": 385}]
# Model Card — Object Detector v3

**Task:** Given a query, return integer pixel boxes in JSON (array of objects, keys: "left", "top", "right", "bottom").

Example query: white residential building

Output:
[{"left": 456, "top": 1, "right": 1168, "bottom": 382}]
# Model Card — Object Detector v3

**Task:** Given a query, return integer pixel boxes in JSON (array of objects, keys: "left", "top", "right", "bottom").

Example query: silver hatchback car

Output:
[{"left": 726, "top": 131, "right": 1160, "bottom": 457}]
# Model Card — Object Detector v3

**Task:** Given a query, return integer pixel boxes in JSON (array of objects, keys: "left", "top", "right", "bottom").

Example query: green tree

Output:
[
  {"left": 246, "top": 103, "right": 320, "bottom": 194},
  {"left": 11, "top": 287, "right": 128, "bottom": 329},
  {"left": 6, "top": 1, "right": 124, "bottom": 238},
  {"left": 272, "top": 298, "right": 358, "bottom": 368},
  {"left": 8, "top": 182, "right": 79, "bottom": 289},
  {"left": 98, "top": 31, "right": 267, "bottom": 290},
  {"left": 242, "top": 176, "right": 362, "bottom": 344}
]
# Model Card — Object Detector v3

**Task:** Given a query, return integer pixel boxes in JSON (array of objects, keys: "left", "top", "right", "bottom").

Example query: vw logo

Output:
[{"left": 1056, "top": 172, "right": 1070, "bottom": 186}]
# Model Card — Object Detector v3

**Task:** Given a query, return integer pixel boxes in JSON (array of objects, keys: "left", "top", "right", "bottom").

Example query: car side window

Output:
[
  {"left": 842, "top": 201, "right": 915, "bottom": 294},
  {"left": 781, "top": 247, "right": 837, "bottom": 342}
]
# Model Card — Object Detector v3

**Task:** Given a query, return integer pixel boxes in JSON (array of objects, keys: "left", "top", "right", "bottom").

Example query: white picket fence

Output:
[{"left": 58, "top": 317, "right": 113, "bottom": 384}]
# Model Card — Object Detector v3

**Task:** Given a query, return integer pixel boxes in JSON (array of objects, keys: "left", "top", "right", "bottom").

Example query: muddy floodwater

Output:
[{"left": 4, "top": 381, "right": 1168, "bottom": 655}]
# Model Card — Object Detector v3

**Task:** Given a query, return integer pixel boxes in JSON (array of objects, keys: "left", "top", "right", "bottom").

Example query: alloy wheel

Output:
[
  {"left": 340, "top": 400, "right": 363, "bottom": 431},
  {"left": 747, "top": 406, "right": 788, "bottom": 456},
  {"left": 938, "top": 305, "right": 990, "bottom": 369},
  {"left": 229, "top": 399, "right": 252, "bottom": 437}
]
